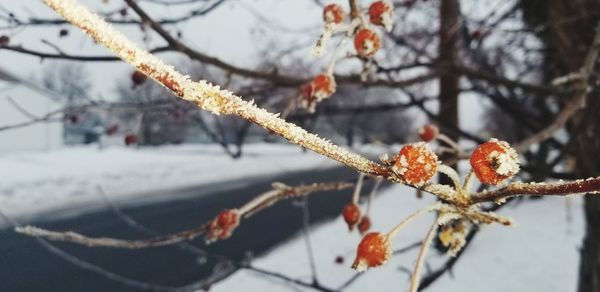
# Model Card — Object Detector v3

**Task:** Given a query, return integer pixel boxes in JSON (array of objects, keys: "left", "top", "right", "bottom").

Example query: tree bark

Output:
[
  {"left": 521, "top": 1, "right": 600, "bottom": 291},
  {"left": 438, "top": 0, "right": 461, "bottom": 147}
]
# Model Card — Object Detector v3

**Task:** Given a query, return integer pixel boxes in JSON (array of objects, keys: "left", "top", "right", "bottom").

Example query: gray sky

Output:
[{"left": 0, "top": 0, "right": 527, "bottom": 146}]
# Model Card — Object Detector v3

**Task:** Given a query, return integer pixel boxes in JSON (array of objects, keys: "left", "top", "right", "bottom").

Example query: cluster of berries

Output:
[
  {"left": 353, "top": 132, "right": 520, "bottom": 271},
  {"left": 341, "top": 202, "right": 371, "bottom": 235},
  {"left": 299, "top": 1, "right": 394, "bottom": 112}
]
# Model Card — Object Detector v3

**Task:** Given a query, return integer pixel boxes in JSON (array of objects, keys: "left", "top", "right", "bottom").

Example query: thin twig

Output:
[
  {"left": 470, "top": 177, "right": 600, "bottom": 204},
  {"left": 514, "top": 22, "right": 600, "bottom": 153},
  {"left": 0, "top": 209, "right": 180, "bottom": 291},
  {"left": 16, "top": 180, "right": 353, "bottom": 248},
  {"left": 409, "top": 217, "right": 441, "bottom": 292},
  {"left": 300, "top": 197, "right": 319, "bottom": 285}
]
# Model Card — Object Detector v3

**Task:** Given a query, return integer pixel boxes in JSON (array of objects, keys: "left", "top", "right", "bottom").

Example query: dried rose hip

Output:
[
  {"left": 418, "top": 124, "right": 439, "bottom": 142},
  {"left": 354, "top": 28, "right": 381, "bottom": 58},
  {"left": 124, "top": 134, "right": 138, "bottom": 146},
  {"left": 358, "top": 216, "right": 372, "bottom": 235},
  {"left": 392, "top": 142, "right": 438, "bottom": 186},
  {"left": 352, "top": 232, "right": 391, "bottom": 272},
  {"left": 323, "top": 4, "right": 345, "bottom": 24},
  {"left": 131, "top": 70, "right": 147, "bottom": 87},
  {"left": 368, "top": 1, "right": 394, "bottom": 31},
  {"left": 206, "top": 209, "right": 241, "bottom": 243},
  {"left": 311, "top": 73, "right": 336, "bottom": 100},
  {"left": 470, "top": 138, "right": 519, "bottom": 185},
  {"left": 342, "top": 203, "right": 361, "bottom": 230}
]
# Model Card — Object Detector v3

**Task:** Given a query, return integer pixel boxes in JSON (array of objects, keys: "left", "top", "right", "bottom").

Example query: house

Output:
[{"left": 0, "top": 67, "right": 63, "bottom": 153}]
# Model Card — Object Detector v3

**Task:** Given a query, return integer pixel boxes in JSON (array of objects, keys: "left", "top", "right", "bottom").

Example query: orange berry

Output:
[
  {"left": 354, "top": 28, "right": 381, "bottom": 58},
  {"left": 0, "top": 35, "right": 9, "bottom": 46},
  {"left": 311, "top": 74, "right": 336, "bottom": 100},
  {"left": 358, "top": 216, "right": 371, "bottom": 235},
  {"left": 68, "top": 114, "right": 79, "bottom": 124},
  {"left": 104, "top": 124, "right": 119, "bottom": 136},
  {"left": 392, "top": 142, "right": 438, "bottom": 186},
  {"left": 323, "top": 4, "right": 345, "bottom": 24},
  {"left": 124, "top": 133, "right": 138, "bottom": 146},
  {"left": 300, "top": 83, "right": 313, "bottom": 100},
  {"left": 342, "top": 203, "right": 361, "bottom": 230},
  {"left": 352, "top": 232, "right": 391, "bottom": 272},
  {"left": 470, "top": 138, "right": 519, "bottom": 185},
  {"left": 206, "top": 209, "right": 240, "bottom": 243},
  {"left": 368, "top": 1, "right": 394, "bottom": 30},
  {"left": 131, "top": 70, "right": 147, "bottom": 87},
  {"left": 418, "top": 124, "right": 439, "bottom": 142}
]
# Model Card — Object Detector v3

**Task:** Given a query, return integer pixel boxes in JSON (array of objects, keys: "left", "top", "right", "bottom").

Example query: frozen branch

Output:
[
  {"left": 470, "top": 176, "right": 600, "bottom": 204},
  {"left": 16, "top": 180, "right": 353, "bottom": 248},
  {"left": 41, "top": 0, "right": 392, "bottom": 178}
]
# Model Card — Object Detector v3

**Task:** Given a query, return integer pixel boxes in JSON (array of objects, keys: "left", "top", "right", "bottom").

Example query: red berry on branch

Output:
[
  {"left": 470, "top": 138, "right": 519, "bottom": 185},
  {"left": 323, "top": 4, "right": 345, "bottom": 24},
  {"left": 131, "top": 70, "right": 147, "bottom": 87},
  {"left": 352, "top": 232, "right": 391, "bottom": 272},
  {"left": 368, "top": 1, "right": 394, "bottom": 31},
  {"left": 312, "top": 73, "right": 336, "bottom": 100},
  {"left": 392, "top": 142, "right": 438, "bottom": 186},
  {"left": 104, "top": 124, "right": 119, "bottom": 135},
  {"left": 124, "top": 134, "right": 138, "bottom": 146},
  {"left": 59, "top": 29, "right": 69, "bottom": 38},
  {"left": 300, "top": 83, "right": 314, "bottom": 100},
  {"left": 206, "top": 209, "right": 240, "bottom": 243},
  {"left": 358, "top": 216, "right": 371, "bottom": 235},
  {"left": 354, "top": 28, "right": 381, "bottom": 58},
  {"left": 0, "top": 35, "right": 9, "bottom": 46},
  {"left": 342, "top": 203, "right": 361, "bottom": 230},
  {"left": 68, "top": 114, "right": 79, "bottom": 124},
  {"left": 471, "top": 29, "right": 482, "bottom": 39},
  {"left": 418, "top": 124, "right": 439, "bottom": 142}
]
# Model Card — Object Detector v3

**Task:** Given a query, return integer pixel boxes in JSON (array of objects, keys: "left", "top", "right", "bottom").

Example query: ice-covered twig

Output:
[
  {"left": 15, "top": 224, "right": 206, "bottom": 249},
  {"left": 470, "top": 177, "right": 600, "bottom": 204},
  {"left": 408, "top": 216, "right": 443, "bottom": 292},
  {"left": 16, "top": 180, "right": 353, "bottom": 248},
  {"left": 351, "top": 173, "right": 365, "bottom": 205},
  {"left": 41, "top": 0, "right": 390, "bottom": 179},
  {"left": 239, "top": 181, "right": 354, "bottom": 217}
]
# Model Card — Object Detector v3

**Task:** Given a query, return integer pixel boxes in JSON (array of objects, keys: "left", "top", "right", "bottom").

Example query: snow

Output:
[
  {"left": 0, "top": 141, "right": 585, "bottom": 290},
  {"left": 0, "top": 143, "right": 337, "bottom": 224},
  {"left": 213, "top": 184, "right": 584, "bottom": 292}
]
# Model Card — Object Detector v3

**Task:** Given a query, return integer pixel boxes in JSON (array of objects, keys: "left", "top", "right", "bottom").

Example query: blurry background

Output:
[{"left": 0, "top": 0, "right": 599, "bottom": 291}]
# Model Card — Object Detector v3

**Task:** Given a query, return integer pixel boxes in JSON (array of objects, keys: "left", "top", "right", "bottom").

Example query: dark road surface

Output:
[{"left": 0, "top": 166, "right": 363, "bottom": 292}]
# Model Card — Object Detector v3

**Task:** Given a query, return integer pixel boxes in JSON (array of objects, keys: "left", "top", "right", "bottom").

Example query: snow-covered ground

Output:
[
  {"left": 0, "top": 143, "right": 584, "bottom": 291},
  {"left": 214, "top": 184, "right": 584, "bottom": 292},
  {"left": 0, "top": 143, "right": 340, "bottom": 224}
]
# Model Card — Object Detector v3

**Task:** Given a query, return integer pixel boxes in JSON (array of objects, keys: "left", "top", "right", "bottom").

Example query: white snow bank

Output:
[
  {"left": 0, "top": 143, "right": 338, "bottom": 223},
  {"left": 214, "top": 184, "right": 584, "bottom": 292}
]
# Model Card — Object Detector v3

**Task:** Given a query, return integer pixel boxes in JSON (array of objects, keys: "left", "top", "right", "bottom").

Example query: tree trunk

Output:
[
  {"left": 438, "top": 0, "right": 461, "bottom": 147},
  {"left": 435, "top": 0, "right": 461, "bottom": 252},
  {"left": 576, "top": 94, "right": 600, "bottom": 291},
  {"left": 521, "top": 1, "right": 600, "bottom": 290}
]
